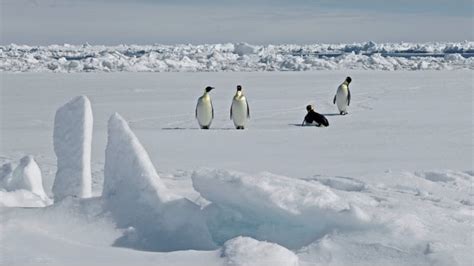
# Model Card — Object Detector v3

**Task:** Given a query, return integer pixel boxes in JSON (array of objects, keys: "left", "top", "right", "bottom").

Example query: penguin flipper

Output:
[
  {"left": 246, "top": 99, "right": 250, "bottom": 119},
  {"left": 333, "top": 95, "right": 336, "bottom": 104},
  {"left": 230, "top": 105, "right": 233, "bottom": 120},
  {"left": 211, "top": 100, "right": 214, "bottom": 119},
  {"left": 347, "top": 89, "right": 351, "bottom": 106},
  {"left": 195, "top": 103, "right": 198, "bottom": 118}
]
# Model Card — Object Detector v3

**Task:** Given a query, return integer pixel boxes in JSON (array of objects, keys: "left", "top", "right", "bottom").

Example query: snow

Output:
[
  {"left": 52, "top": 95, "right": 93, "bottom": 201},
  {"left": 0, "top": 70, "right": 472, "bottom": 265},
  {"left": 1, "top": 42, "right": 473, "bottom": 72},
  {"left": 222, "top": 236, "right": 299, "bottom": 266},
  {"left": 103, "top": 113, "right": 215, "bottom": 251}
]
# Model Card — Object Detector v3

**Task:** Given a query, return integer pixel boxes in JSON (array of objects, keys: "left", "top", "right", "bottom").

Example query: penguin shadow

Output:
[
  {"left": 288, "top": 123, "right": 323, "bottom": 127},
  {"left": 321, "top": 113, "right": 341, "bottom": 117},
  {"left": 161, "top": 127, "right": 234, "bottom": 130}
]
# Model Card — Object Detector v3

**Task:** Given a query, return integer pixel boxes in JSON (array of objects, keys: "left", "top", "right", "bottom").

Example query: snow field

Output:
[{"left": 0, "top": 70, "right": 472, "bottom": 265}]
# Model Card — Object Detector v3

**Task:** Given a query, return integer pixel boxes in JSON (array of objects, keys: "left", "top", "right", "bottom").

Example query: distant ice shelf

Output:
[{"left": 1, "top": 41, "right": 473, "bottom": 72}]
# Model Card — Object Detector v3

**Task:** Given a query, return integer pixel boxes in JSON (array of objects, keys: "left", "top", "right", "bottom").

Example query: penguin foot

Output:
[
  {"left": 340, "top": 111, "right": 348, "bottom": 115},
  {"left": 201, "top": 126, "right": 210, "bottom": 129},
  {"left": 236, "top": 126, "right": 245, "bottom": 130}
]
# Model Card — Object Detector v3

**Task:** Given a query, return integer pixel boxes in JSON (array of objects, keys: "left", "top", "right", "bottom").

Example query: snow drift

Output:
[
  {"left": 1, "top": 42, "right": 472, "bottom": 72},
  {"left": 192, "top": 169, "right": 372, "bottom": 249},
  {"left": 52, "top": 95, "right": 93, "bottom": 201},
  {"left": 222, "top": 236, "right": 299, "bottom": 266},
  {"left": 103, "top": 113, "right": 216, "bottom": 251}
]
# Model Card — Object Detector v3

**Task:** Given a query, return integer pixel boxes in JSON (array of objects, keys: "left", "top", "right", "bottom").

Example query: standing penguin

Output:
[
  {"left": 196, "top": 86, "right": 215, "bottom": 129},
  {"left": 230, "top": 85, "right": 250, "bottom": 129},
  {"left": 333, "top": 76, "right": 352, "bottom": 115}
]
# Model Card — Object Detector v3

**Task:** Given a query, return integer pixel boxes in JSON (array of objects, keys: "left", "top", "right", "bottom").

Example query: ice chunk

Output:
[
  {"left": 8, "top": 156, "right": 48, "bottom": 200},
  {"left": 0, "top": 162, "right": 13, "bottom": 187},
  {"left": 192, "top": 169, "right": 370, "bottom": 249},
  {"left": 52, "top": 95, "right": 93, "bottom": 201},
  {"left": 233, "top": 43, "right": 257, "bottom": 56},
  {"left": 103, "top": 113, "right": 215, "bottom": 251},
  {"left": 193, "top": 169, "right": 349, "bottom": 215},
  {"left": 222, "top": 236, "right": 299, "bottom": 266}
]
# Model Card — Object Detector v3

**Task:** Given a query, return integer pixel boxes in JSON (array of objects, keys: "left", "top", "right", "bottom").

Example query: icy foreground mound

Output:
[
  {"left": 1, "top": 42, "right": 473, "bottom": 72},
  {"left": 103, "top": 113, "right": 215, "bottom": 251},
  {"left": 52, "top": 96, "right": 93, "bottom": 201},
  {"left": 0, "top": 157, "right": 51, "bottom": 207},
  {"left": 222, "top": 236, "right": 299, "bottom": 266},
  {"left": 192, "top": 169, "right": 371, "bottom": 249}
]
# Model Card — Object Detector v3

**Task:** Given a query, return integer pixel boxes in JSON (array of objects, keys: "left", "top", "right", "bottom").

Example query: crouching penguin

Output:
[{"left": 302, "top": 105, "right": 329, "bottom": 127}]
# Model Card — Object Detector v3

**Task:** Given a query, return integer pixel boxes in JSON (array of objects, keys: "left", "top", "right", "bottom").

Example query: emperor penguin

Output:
[
  {"left": 196, "top": 86, "right": 215, "bottom": 129},
  {"left": 230, "top": 85, "right": 250, "bottom": 129},
  {"left": 333, "top": 76, "right": 352, "bottom": 115}
]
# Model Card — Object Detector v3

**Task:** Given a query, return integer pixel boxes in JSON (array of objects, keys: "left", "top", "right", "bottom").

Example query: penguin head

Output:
[
  {"left": 306, "top": 105, "right": 313, "bottom": 112},
  {"left": 345, "top": 76, "right": 352, "bottom": 84},
  {"left": 236, "top": 85, "right": 242, "bottom": 91},
  {"left": 205, "top": 86, "right": 214, "bottom": 92}
]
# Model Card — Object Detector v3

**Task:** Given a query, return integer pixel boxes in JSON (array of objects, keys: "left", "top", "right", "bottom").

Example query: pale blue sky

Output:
[{"left": 1, "top": 0, "right": 472, "bottom": 45}]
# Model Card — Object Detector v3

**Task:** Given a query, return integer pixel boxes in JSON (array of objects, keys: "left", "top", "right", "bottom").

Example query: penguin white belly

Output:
[
  {"left": 196, "top": 99, "right": 213, "bottom": 127},
  {"left": 336, "top": 85, "right": 349, "bottom": 112},
  {"left": 231, "top": 98, "right": 248, "bottom": 127}
]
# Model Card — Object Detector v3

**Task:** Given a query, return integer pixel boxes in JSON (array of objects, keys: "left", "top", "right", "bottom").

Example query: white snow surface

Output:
[
  {"left": 0, "top": 71, "right": 472, "bottom": 265},
  {"left": 52, "top": 95, "right": 93, "bottom": 201},
  {"left": 222, "top": 236, "right": 299, "bottom": 266},
  {"left": 1, "top": 42, "right": 473, "bottom": 72}
]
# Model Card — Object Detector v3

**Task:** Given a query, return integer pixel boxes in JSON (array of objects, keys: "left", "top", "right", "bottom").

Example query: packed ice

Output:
[{"left": 1, "top": 41, "right": 473, "bottom": 72}]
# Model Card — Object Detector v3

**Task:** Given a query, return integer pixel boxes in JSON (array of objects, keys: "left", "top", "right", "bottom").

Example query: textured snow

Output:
[
  {"left": 222, "top": 236, "right": 299, "bottom": 266},
  {"left": 52, "top": 95, "right": 93, "bottom": 201},
  {"left": 0, "top": 189, "right": 50, "bottom": 207},
  {"left": 1, "top": 42, "right": 473, "bottom": 72},
  {"left": 103, "top": 113, "right": 215, "bottom": 251}
]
